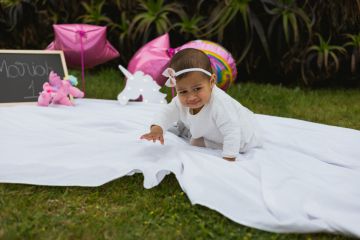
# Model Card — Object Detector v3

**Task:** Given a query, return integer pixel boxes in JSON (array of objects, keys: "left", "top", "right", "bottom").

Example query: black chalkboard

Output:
[{"left": 0, "top": 50, "right": 68, "bottom": 103}]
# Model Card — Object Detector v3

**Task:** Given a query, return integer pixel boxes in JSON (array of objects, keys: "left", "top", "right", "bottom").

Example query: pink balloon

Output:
[
  {"left": 172, "top": 40, "right": 237, "bottom": 90},
  {"left": 46, "top": 24, "right": 119, "bottom": 68},
  {"left": 128, "top": 33, "right": 170, "bottom": 86}
]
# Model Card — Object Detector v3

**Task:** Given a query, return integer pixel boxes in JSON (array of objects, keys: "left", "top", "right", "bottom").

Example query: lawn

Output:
[{"left": 0, "top": 68, "right": 359, "bottom": 239}]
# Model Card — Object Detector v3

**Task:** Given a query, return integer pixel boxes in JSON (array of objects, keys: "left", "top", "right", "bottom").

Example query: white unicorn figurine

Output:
[{"left": 117, "top": 65, "right": 167, "bottom": 105}]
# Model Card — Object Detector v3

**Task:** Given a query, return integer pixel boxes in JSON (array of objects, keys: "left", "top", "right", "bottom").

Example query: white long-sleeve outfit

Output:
[{"left": 152, "top": 85, "right": 263, "bottom": 158}]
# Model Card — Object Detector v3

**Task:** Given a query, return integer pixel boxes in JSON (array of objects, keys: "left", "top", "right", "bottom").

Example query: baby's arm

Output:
[
  {"left": 219, "top": 124, "right": 241, "bottom": 161},
  {"left": 213, "top": 108, "right": 242, "bottom": 161},
  {"left": 140, "top": 97, "right": 180, "bottom": 144}
]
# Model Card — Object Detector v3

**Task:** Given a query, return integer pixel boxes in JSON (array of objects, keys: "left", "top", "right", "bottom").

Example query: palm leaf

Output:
[
  {"left": 251, "top": 10, "right": 270, "bottom": 60},
  {"left": 351, "top": 50, "right": 357, "bottom": 73},
  {"left": 288, "top": 12, "right": 299, "bottom": 43},
  {"left": 324, "top": 48, "right": 329, "bottom": 70},
  {"left": 282, "top": 12, "right": 290, "bottom": 44},
  {"left": 236, "top": 32, "right": 254, "bottom": 64},
  {"left": 267, "top": 15, "right": 281, "bottom": 39},
  {"left": 329, "top": 51, "right": 340, "bottom": 72}
]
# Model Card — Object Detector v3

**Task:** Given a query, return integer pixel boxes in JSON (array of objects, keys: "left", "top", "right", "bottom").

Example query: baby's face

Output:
[{"left": 175, "top": 72, "right": 215, "bottom": 113}]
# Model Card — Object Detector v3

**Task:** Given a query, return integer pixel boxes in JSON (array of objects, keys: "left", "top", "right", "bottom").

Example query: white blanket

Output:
[{"left": 1, "top": 99, "right": 360, "bottom": 237}]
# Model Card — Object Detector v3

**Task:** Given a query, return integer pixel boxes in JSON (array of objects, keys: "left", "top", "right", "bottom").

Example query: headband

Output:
[{"left": 162, "top": 68, "right": 212, "bottom": 87}]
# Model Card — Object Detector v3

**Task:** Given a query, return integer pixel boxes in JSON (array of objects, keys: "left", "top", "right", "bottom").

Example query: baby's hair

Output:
[{"left": 168, "top": 48, "right": 212, "bottom": 80}]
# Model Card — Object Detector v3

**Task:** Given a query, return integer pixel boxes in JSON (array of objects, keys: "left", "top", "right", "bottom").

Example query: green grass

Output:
[{"left": 1, "top": 68, "right": 359, "bottom": 239}]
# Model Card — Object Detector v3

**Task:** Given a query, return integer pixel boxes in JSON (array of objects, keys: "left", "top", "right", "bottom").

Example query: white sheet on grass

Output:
[{"left": 0, "top": 99, "right": 359, "bottom": 237}]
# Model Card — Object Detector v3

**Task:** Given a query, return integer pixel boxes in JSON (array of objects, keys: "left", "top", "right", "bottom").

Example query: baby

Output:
[{"left": 140, "top": 48, "right": 262, "bottom": 161}]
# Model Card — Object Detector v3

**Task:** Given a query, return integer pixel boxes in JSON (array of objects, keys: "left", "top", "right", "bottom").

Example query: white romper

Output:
[{"left": 152, "top": 85, "right": 263, "bottom": 158}]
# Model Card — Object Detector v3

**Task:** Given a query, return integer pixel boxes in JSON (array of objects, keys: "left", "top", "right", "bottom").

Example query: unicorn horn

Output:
[{"left": 118, "top": 65, "right": 133, "bottom": 79}]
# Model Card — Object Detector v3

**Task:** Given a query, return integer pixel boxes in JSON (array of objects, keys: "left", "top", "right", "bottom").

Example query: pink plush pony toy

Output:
[{"left": 38, "top": 71, "right": 84, "bottom": 106}]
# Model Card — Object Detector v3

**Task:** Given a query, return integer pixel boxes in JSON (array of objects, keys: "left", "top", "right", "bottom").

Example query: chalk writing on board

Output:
[
  {"left": 0, "top": 60, "right": 53, "bottom": 78},
  {"left": 24, "top": 80, "right": 37, "bottom": 99}
]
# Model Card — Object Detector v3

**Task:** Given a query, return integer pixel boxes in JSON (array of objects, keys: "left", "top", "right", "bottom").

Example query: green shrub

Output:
[{"left": 0, "top": 0, "right": 359, "bottom": 87}]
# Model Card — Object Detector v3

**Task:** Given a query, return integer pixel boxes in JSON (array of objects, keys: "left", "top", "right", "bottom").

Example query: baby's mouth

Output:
[{"left": 187, "top": 101, "right": 201, "bottom": 106}]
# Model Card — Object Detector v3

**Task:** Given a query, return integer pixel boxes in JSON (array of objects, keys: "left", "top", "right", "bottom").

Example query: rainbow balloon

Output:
[{"left": 174, "top": 40, "right": 237, "bottom": 90}]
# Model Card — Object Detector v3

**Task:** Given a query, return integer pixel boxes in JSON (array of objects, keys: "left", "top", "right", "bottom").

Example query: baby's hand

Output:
[
  {"left": 223, "top": 157, "right": 236, "bottom": 162},
  {"left": 140, "top": 125, "right": 164, "bottom": 144}
]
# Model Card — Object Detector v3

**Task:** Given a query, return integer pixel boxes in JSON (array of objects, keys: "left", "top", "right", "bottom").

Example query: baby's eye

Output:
[
  {"left": 193, "top": 87, "right": 202, "bottom": 92},
  {"left": 178, "top": 91, "right": 187, "bottom": 95}
]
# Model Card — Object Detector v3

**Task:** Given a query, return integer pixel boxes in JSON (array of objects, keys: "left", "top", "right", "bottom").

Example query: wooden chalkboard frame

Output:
[{"left": 0, "top": 50, "right": 68, "bottom": 104}]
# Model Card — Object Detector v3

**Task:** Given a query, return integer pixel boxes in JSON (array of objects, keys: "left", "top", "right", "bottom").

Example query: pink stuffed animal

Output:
[{"left": 38, "top": 71, "right": 84, "bottom": 106}]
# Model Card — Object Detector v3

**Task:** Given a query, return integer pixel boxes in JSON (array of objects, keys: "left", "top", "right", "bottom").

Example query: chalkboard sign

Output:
[{"left": 0, "top": 50, "right": 68, "bottom": 103}]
